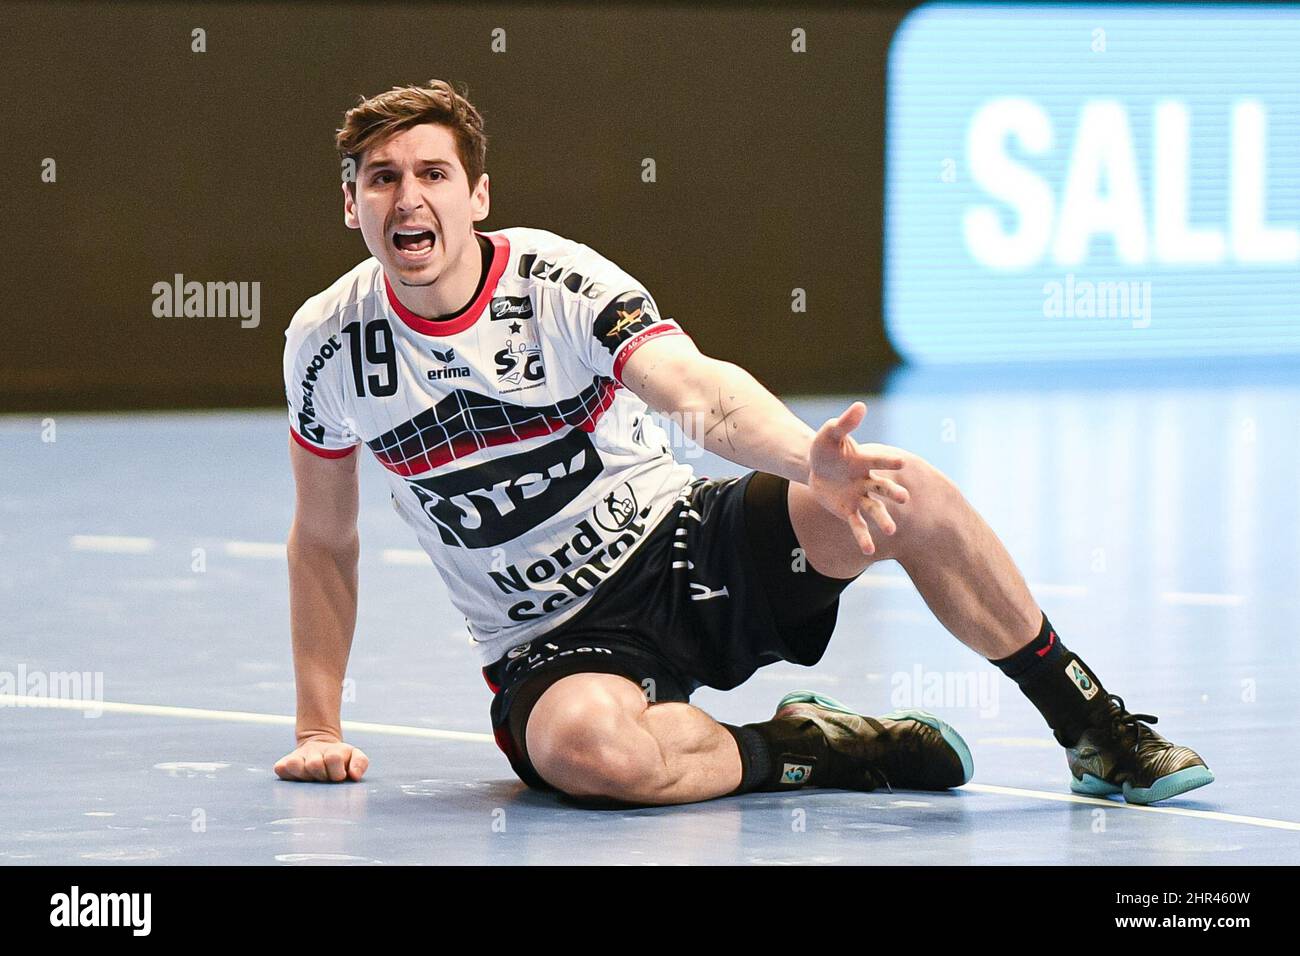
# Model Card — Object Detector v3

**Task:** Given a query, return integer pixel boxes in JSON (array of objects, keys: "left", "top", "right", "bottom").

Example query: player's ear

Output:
[
  {"left": 470, "top": 173, "right": 490, "bottom": 223},
  {"left": 342, "top": 181, "right": 360, "bottom": 230}
]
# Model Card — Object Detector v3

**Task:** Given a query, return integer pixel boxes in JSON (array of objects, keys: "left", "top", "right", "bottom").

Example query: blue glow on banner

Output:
[{"left": 885, "top": 4, "right": 1300, "bottom": 363}]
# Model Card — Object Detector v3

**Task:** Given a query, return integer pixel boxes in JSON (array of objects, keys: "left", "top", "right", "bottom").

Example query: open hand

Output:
[{"left": 807, "top": 401, "right": 910, "bottom": 555}]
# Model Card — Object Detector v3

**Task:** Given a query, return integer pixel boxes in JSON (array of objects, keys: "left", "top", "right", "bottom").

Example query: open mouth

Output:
[{"left": 392, "top": 228, "right": 436, "bottom": 256}]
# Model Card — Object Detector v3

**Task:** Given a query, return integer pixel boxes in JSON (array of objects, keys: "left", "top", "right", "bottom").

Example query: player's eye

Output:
[
  {"left": 370, "top": 171, "right": 394, "bottom": 185},
  {"left": 426, "top": 169, "right": 445, "bottom": 181}
]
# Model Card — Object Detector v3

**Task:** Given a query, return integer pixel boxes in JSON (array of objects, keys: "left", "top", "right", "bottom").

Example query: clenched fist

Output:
[{"left": 274, "top": 737, "right": 370, "bottom": 782}]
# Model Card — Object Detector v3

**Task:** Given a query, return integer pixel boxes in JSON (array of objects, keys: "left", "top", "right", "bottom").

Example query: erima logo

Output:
[
  {"left": 1066, "top": 659, "right": 1100, "bottom": 700},
  {"left": 490, "top": 296, "right": 534, "bottom": 321},
  {"left": 428, "top": 346, "right": 471, "bottom": 380},
  {"left": 781, "top": 762, "right": 812, "bottom": 785}
]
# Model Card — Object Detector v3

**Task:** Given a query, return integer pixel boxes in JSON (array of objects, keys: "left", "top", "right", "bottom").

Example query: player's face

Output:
[{"left": 343, "top": 123, "right": 489, "bottom": 286}]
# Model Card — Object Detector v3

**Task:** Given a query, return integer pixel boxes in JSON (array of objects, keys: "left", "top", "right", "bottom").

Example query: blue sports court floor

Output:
[{"left": 3, "top": 361, "right": 1298, "bottom": 865}]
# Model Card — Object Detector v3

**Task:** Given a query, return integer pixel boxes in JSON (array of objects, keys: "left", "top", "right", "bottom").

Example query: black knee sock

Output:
[
  {"left": 991, "top": 613, "right": 1113, "bottom": 747},
  {"left": 721, "top": 718, "right": 828, "bottom": 794}
]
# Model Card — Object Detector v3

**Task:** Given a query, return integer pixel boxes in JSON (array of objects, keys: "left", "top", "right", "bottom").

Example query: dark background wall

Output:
[{"left": 3, "top": 1, "right": 913, "bottom": 412}]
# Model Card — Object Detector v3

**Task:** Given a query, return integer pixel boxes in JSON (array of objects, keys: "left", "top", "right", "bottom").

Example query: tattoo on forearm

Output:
[{"left": 704, "top": 388, "right": 748, "bottom": 451}]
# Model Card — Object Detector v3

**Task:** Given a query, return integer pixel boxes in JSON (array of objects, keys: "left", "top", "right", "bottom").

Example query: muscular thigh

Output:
[{"left": 484, "top": 630, "right": 694, "bottom": 791}]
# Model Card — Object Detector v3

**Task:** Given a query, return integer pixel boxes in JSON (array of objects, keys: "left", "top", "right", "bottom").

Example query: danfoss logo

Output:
[{"left": 490, "top": 296, "right": 534, "bottom": 320}]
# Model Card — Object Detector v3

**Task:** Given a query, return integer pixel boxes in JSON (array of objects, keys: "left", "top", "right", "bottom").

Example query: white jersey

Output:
[{"left": 284, "top": 227, "right": 696, "bottom": 665}]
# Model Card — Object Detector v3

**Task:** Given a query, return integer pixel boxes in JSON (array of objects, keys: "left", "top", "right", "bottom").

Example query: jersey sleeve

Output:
[
  {"left": 554, "top": 243, "right": 690, "bottom": 383},
  {"left": 283, "top": 309, "right": 360, "bottom": 458}
]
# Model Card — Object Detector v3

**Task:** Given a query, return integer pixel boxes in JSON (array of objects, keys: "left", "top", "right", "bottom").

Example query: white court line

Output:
[
  {"left": 224, "top": 541, "right": 287, "bottom": 560},
  {"left": 70, "top": 535, "right": 155, "bottom": 554},
  {"left": 382, "top": 548, "right": 430, "bottom": 566},
  {"left": 0, "top": 695, "right": 492, "bottom": 743},
  {"left": 6, "top": 693, "right": 1297, "bottom": 833},
  {"left": 1161, "top": 591, "right": 1246, "bottom": 607},
  {"left": 962, "top": 784, "right": 1300, "bottom": 832}
]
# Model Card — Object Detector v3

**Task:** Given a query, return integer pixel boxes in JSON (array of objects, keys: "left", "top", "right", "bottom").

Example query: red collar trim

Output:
[{"left": 383, "top": 231, "right": 510, "bottom": 336}]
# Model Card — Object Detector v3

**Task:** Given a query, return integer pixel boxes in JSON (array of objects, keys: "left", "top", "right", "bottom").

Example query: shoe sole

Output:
[
  {"left": 1071, "top": 766, "right": 1216, "bottom": 805},
  {"left": 777, "top": 691, "right": 974, "bottom": 786}
]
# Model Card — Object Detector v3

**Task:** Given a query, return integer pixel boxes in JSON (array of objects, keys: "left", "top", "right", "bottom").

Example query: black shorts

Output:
[{"left": 482, "top": 470, "right": 855, "bottom": 791}]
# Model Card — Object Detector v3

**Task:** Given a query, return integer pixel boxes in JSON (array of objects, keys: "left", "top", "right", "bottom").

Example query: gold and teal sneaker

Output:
[
  {"left": 1067, "top": 694, "right": 1214, "bottom": 805},
  {"left": 772, "top": 690, "right": 974, "bottom": 792}
]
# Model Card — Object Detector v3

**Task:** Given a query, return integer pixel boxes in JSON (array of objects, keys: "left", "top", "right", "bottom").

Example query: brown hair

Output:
[{"left": 336, "top": 79, "right": 487, "bottom": 192}]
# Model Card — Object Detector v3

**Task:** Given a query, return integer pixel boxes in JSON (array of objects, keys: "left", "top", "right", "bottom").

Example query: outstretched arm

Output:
[
  {"left": 619, "top": 335, "right": 909, "bottom": 554},
  {"left": 620, "top": 334, "right": 816, "bottom": 484}
]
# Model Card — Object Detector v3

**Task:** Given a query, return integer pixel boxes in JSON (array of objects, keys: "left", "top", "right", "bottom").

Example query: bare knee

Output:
[
  {"left": 871, "top": 449, "right": 963, "bottom": 556},
  {"left": 526, "top": 674, "right": 663, "bottom": 800},
  {"left": 791, "top": 449, "right": 962, "bottom": 575}
]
